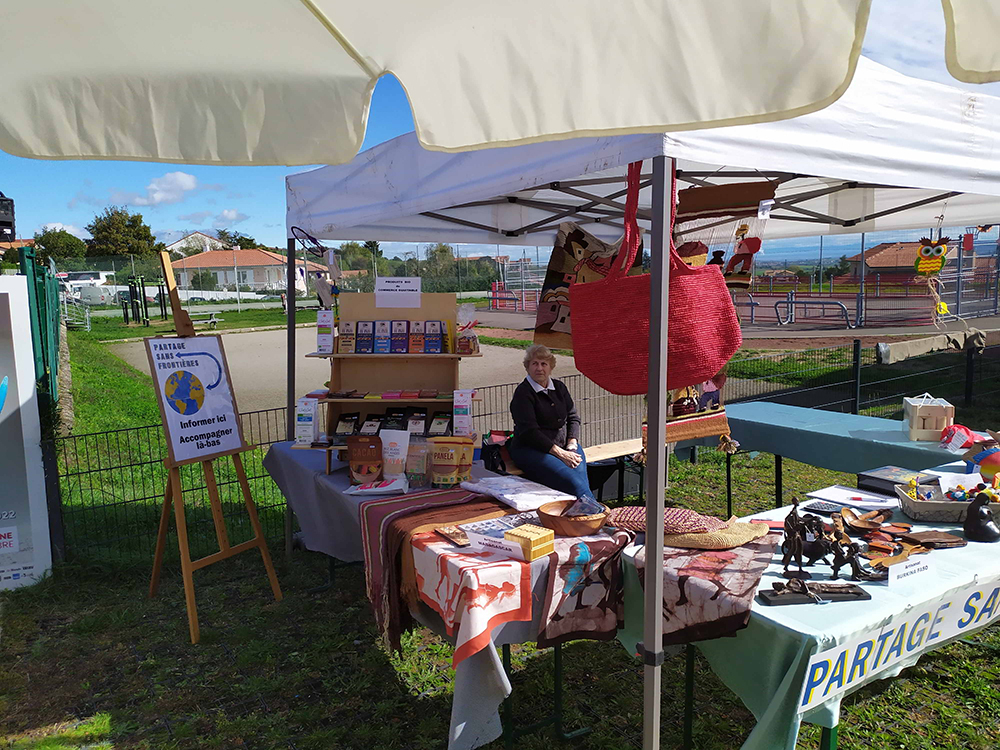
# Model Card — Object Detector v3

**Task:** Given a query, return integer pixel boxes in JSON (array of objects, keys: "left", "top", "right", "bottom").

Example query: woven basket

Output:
[
  {"left": 569, "top": 161, "right": 742, "bottom": 395},
  {"left": 895, "top": 484, "right": 1000, "bottom": 523}
]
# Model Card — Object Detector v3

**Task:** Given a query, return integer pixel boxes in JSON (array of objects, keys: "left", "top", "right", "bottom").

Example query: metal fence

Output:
[
  {"left": 49, "top": 343, "right": 1000, "bottom": 566},
  {"left": 19, "top": 246, "right": 62, "bottom": 405},
  {"left": 52, "top": 407, "right": 288, "bottom": 566}
]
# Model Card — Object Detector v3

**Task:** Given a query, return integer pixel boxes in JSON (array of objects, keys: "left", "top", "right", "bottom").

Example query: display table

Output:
[
  {"left": 264, "top": 441, "right": 605, "bottom": 750},
  {"left": 724, "top": 403, "right": 958, "bottom": 508},
  {"left": 621, "top": 503, "right": 1000, "bottom": 750}
]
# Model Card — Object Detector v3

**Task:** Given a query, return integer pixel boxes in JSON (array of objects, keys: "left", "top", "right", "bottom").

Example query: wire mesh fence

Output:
[
  {"left": 53, "top": 407, "right": 288, "bottom": 567},
  {"left": 50, "top": 343, "right": 999, "bottom": 566}
]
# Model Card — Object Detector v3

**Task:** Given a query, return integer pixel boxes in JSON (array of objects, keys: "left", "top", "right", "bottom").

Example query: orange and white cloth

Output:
[{"left": 411, "top": 531, "right": 532, "bottom": 667}]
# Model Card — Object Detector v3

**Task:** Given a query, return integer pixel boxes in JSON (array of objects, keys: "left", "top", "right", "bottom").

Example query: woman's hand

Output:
[{"left": 550, "top": 445, "right": 582, "bottom": 469}]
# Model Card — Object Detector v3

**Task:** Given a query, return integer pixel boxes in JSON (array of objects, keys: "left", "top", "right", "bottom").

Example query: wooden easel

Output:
[
  {"left": 149, "top": 447, "right": 282, "bottom": 644},
  {"left": 147, "top": 253, "right": 282, "bottom": 644}
]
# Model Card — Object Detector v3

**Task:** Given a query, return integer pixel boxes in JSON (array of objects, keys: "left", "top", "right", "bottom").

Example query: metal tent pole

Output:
[
  {"left": 641, "top": 155, "right": 670, "bottom": 750},
  {"left": 285, "top": 237, "right": 296, "bottom": 560}
]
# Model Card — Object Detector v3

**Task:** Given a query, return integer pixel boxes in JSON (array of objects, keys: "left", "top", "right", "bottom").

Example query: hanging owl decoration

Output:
[{"left": 915, "top": 236, "right": 949, "bottom": 277}]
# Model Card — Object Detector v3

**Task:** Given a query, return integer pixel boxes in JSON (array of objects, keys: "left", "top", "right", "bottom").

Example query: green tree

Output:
[
  {"left": 822, "top": 254, "right": 851, "bottom": 280},
  {"left": 85, "top": 206, "right": 164, "bottom": 257},
  {"left": 190, "top": 270, "right": 218, "bottom": 291},
  {"left": 216, "top": 229, "right": 258, "bottom": 248},
  {"left": 33, "top": 228, "right": 87, "bottom": 265},
  {"left": 363, "top": 240, "right": 382, "bottom": 258}
]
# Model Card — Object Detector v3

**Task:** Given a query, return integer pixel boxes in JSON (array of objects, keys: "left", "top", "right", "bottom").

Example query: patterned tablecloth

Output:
[{"left": 412, "top": 528, "right": 632, "bottom": 667}]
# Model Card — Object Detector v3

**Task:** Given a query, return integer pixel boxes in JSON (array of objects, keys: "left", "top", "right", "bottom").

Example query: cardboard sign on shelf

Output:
[
  {"left": 145, "top": 335, "right": 246, "bottom": 466},
  {"left": 375, "top": 276, "right": 422, "bottom": 308}
]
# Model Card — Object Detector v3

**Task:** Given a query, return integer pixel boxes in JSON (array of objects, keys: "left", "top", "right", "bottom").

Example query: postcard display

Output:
[{"left": 305, "top": 292, "right": 480, "bottom": 467}]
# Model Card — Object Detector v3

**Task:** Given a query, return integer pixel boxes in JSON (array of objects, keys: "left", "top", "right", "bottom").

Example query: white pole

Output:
[
  {"left": 233, "top": 248, "right": 241, "bottom": 313},
  {"left": 818, "top": 235, "right": 824, "bottom": 294},
  {"left": 642, "top": 156, "right": 670, "bottom": 750}
]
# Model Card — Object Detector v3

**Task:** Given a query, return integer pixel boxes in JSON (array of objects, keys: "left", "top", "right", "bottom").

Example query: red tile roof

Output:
[
  {"left": 847, "top": 241, "right": 957, "bottom": 269},
  {"left": 0, "top": 239, "right": 35, "bottom": 250},
  {"left": 171, "top": 247, "right": 325, "bottom": 272}
]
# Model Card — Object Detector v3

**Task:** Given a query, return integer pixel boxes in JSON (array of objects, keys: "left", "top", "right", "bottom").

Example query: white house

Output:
[{"left": 171, "top": 247, "right": 326, "bottom": 292}]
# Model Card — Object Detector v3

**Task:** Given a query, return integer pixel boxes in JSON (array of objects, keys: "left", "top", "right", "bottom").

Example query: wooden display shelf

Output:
[{"left": 306, "top": 351, "right": 481, "bottom": 359}]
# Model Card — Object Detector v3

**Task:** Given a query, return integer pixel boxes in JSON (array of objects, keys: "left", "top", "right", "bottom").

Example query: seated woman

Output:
[{"left": 508, "top": 344, "right": 594, "bottom": 500}]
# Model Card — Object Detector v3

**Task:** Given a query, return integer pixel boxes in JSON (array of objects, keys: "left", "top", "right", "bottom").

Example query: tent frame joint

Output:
[{"left": 636, "top": 642, "right": 665, "bottom": 667}]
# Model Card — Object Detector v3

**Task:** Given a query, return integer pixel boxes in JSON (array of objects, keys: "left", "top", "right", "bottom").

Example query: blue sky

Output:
[{"left": 3, "top": 0, "right": 1000, "bottom": 263}]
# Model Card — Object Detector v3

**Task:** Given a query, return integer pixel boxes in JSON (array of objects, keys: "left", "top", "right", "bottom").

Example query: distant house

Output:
[
  {"left": 165, "top": 231, "right": 232, "bottom": 258},
  {"left": 759, "top": 269, "right": 800, "bottom": 281},
  {"left": 0, "top": 238, "right": 35, "bottom": 254},
  {"left": 847, "top": 241, "right": 958, "bottom": 276},
  {"left": 171, "top": 248, "right": 326, "bottom": 291}
]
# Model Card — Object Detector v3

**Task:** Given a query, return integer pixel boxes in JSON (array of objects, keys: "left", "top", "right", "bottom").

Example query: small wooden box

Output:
[
  {"left": 504, "top": 523, "right": 555, "bottom": 561},
  {"left": 903, "top": 395, "right": 954, "bottom": 442}
]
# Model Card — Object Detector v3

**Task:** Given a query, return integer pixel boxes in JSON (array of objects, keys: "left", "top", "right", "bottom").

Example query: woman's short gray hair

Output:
[{"left": 523, "top": 344, "right": 556, "bottom": 369}]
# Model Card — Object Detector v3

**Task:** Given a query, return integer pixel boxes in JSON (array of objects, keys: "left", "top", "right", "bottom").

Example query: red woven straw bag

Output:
[{"left": 569, "top": 161, "right": 742, "bottom": 396}]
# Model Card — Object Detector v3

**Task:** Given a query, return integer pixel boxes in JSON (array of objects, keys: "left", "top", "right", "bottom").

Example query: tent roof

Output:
[{"left": 287, "top": 58, "right": 1000, "bottom": 245}]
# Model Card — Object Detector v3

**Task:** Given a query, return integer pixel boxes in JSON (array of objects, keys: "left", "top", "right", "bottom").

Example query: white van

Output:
[{"left": 79, "top": 286, "right": 112, "bottom": 306}]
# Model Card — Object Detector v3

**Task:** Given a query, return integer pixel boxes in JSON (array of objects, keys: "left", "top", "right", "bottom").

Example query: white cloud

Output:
[
  {"left": 177, "top": 211, "right": 214, "bottom": 225},
  {"left": 113, "top": 171, "right": 200, "bottom": 206},
  {"left": 41, "top": 222, "right": 89, "bottom": 239},
  {"left": 212, "top": 209, "right": 249, "bottom": 229}
]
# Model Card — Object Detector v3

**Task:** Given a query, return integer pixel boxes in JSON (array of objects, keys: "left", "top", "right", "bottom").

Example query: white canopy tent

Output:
[
  {"left": 286, "top": 59, "right": 1000, "bottom": 247},
  {"left": 285, "top": 56, "right": 1000, "bottom": 749}
]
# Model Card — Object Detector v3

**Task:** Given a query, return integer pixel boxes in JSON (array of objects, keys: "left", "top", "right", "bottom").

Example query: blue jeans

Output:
[{"left": 507, "top": 443, "right": 593, "bottom": 498}]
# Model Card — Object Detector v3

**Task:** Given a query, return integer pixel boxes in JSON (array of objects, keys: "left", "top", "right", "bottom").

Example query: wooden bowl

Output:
[{"left": 537, "top": 500, "right": 610, "bottom": 537}]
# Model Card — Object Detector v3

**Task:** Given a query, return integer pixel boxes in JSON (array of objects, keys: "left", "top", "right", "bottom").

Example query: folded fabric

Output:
[
  {"left": 460, "top": 476, "right": 574, "bottom": 511},
  {"left": 609, "top": 505, "right": 733, "bottom": 535}
]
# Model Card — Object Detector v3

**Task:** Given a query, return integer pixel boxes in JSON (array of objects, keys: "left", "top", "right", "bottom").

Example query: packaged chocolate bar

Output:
[
  {"left": 382, "top": 408, "right": 408, "bottom": 432},
  {"left": 406, "top": 408, "right": 428, "bottom": 434},
  {"left": 359, "top": 413, "right": 384, "bottom": 435},
  {"left": 427, "top": 411, "right": 452, "bottom": 437},
  {"left": 334, "top": 411, "right": 360, "bottom": 437}
]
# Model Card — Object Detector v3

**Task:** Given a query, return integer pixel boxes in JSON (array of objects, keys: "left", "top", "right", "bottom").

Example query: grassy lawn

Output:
[{"left": 3, "top": 450, "right": 999, "bottom": 749}]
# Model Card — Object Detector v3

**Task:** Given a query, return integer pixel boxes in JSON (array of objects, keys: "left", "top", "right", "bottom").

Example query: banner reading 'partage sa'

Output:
[
  {"left": 146, "top": 335, "right": 245, "bottom": 465},
  {"left": 798, "top": 575, "right": 1000, "bottom": 712}
]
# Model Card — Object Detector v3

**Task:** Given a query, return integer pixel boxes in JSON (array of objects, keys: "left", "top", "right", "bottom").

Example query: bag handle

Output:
[{"left": 606, "top": 161, "right": 644, "bottom": 281}]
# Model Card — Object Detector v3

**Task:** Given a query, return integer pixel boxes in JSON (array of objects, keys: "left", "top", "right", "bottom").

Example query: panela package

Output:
[
  {"left": 356, "top": 321, "right": 374, "bottom": 353},
  {"left": 346, "top": 435, "right": 383, "bottom": 484},
  {"left": 295, "top": 397, "right": 319, "bottom": 445},
  {"left": 390, "top": 320, "right": 409, "bottom": 353},
  {"left": 428, "top": 436, "right": 473, "bottom": 488},
  {"left": 374, "top": 320, "right": 391, "bottom": 353},
  {"left": 380, "top": 429, "right": 410, "bottom": 478},
  {"left": 316, "top": 309, "right": 335, "bottom": 354},
  {"left": 409, "top": 321, "right": 425, "bottom": 353},
  {"left": 338, "top": 320, "right": 356, "bottom": 354}
]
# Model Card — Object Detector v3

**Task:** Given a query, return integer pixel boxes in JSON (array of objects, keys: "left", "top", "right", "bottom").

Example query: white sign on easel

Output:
[
  {"left": 145, "top": 335, "right": 246, "bottom": 465},
  {"left": 0, "top": 277, "right": 53, "bottom": 590},
  {"left": 375, "top": 277, "right": 422, "bottom": 308}
]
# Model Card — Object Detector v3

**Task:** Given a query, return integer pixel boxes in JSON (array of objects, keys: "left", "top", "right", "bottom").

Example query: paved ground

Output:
[{"left": 111, "top": 328, "right": 561, "bottom": 412}]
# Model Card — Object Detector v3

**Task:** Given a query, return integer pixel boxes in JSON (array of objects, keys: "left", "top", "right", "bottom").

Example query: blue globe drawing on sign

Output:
[{"left": 164, "top": 370, "right": 205, "bottom": 415}]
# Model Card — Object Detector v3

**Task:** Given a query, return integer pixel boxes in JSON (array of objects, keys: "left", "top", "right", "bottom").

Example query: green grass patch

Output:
[
  {"left": 3, "top": 452, "right": 999, "bottom": 749},
  {"left": 67, "top": 333, "right": 161, "bottom": 435},
  {"left": 479, "top": 336, "right": 572, "bottom": 357}
]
